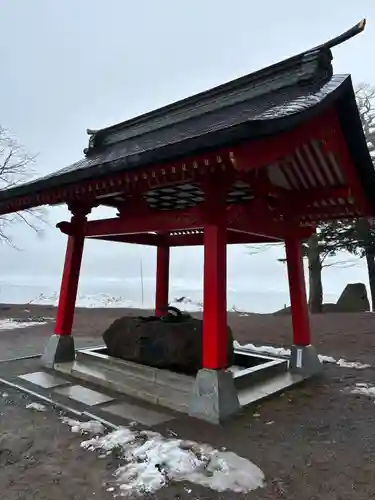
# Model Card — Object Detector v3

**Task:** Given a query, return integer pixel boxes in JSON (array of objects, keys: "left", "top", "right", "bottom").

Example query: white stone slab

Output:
[
  {"left": 54, "top": 384, "right": 114, "bottom": 406},
  {"left": 19, "top": 371, "right": 69, "bottom": 389}
]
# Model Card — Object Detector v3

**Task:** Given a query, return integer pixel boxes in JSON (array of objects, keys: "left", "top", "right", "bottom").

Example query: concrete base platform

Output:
[
  {"left": 41, "top": 335, "right": 75, "bottom": 368},
  {"left": 51, "top": 345, "right": 310, "bottom": 423},
  {"left": 189, "top": 369, "right": 240, "bottom": 424},
  {"left": 290, "top": 345, "right": 323, "bottom": 376}
]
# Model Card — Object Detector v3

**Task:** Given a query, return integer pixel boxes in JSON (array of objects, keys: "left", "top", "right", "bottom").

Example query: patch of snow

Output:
[
  {"left": 0, "top": 319, "right": 47, "bottom": 330},
  {"left": 61, "top": 417, "right": 105, "bottom": 435},
  {"left": 26, "top": 402, "right": 46, "bottom": 412},
  {"left": 2, "top": 392, "right": 9, "bottom": 398},
  {"left": 317, "top": 355, "right": 337, "bottom": 364},
  {"left": 319, "top": 355, "right": 370, "bottom": 369},
  {"left": 79, "top": 427, "right": 264, "bottom": 496},
  {"left": 31, "top": 292, "right": 135, "bottom": 309},
  {"left": 240, "top": 342, "right": 291, "bottom": 358},
  {"left": 336, "top": 359, "right": 371, "bottom": 370},
  {"left": 350, "top": 383, "right": 375, "bottom": 397},
  {"left": 31, "top": 292, "right": 205, "bottom": 312},
  {"left": 170, "top": 297, "right": 203, "bottom": 312},
  {"left": 29, "top": 291, "right": 251, "bottom": 313}
]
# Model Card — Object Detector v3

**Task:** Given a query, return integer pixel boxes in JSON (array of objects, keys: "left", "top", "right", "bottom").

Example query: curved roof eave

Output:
[{"left": 0, "top": 75, "right": 361, "bottom": 205}]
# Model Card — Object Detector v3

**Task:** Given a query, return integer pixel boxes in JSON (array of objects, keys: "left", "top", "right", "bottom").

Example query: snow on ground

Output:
[
  {"left": 30, "top": 292, "right": 135, "bottom": 309},
  {"left": 62, "top": 419, "right": 264, "bottom": 496},
  {"left": 0, "top": 318, "right": 48, "bottom": 330},
  {"left": 26, "top": 402, "right": 47, "bottom": 411},
  {"left": 30, "top": 292, "right": 207, "bottom": 312},
  {"left": 234, "top": 341, "right": 291, "bottom": 357},
  {"left": 317, "top": 354, "right": 336, "bottom": 364},
  {"left": 169, "top": 296, "right": 203, "bottom": 312},
  {"left": 61, "top": 417, "right": 106, "bottom": 434},
  {"left": 350, "top": 383, "right": 375, "bottom": 397},
  {"left": 234, "top": 341, "right": 371, "bottom": 369},
  {"left": 30, "top": 292, "right": 205, "bottom": 312},
  {"left": 335, "top": 359, "right": 371, "bottom": 369}
]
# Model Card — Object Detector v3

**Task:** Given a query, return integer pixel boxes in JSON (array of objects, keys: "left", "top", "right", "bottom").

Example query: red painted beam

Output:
[
  {"left": 166, "top": 231, "right": 279, "bottom": 246},
  {"left": 90, "top": 233, "right": 162, "bottom": 245},
  {"left": 232, "top": 109, "right": 336, "bottom": 172},
  {"left": 226, "top": 204, "right": 286, "bottom": 240},
  {"left": 297, "top": 206, "right": 356, "bottom": 220},
  {"left": 292, "top": 186, "right": 351, "bottom": 208},
  {"left": 80, "top": 207, "right": 313, "bottom": 241},
  {"left": 59, "top": 216, "right": 283, "bottom": 245},
  {"left": 61, "top": 200, "right": 316, "bottom": 241},
  {"left": 321, "top": 110, "right": 372, "bottom": 216},
  {"left": 84, "top": 203, "right": 289, "bottom": 239},
  {"left": 84, "top": 208, "right": 203, "bottom": 236},
  {"left": 90, "top": 231, "right": 279, "bottom": 246}
]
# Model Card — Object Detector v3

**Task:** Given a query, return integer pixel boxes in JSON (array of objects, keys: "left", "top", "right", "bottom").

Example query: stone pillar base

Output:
[
  {"left": 290, "top": 345, "right": 322, "bottom": 376},
  {"left": 188, "top": 369, "right": 240, "bottom": 424},
  {"left": 41, "top": 335, "right": 75, "bottom": 368}
]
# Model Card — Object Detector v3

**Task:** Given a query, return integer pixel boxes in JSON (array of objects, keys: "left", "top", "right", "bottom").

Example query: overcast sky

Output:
[{"left": 0, "top": 1, "right": 374, "bottom": 306}]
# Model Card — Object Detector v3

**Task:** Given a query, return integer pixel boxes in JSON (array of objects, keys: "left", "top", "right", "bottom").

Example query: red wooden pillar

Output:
[
  {"left": 202, "top": 176, "right": 228, "bottom": 370},
  {"left": 285, "top": 235, "right": 311, "bottom": 346},
  {"left": 203, "top": 223, "right": 227, "bottom": 369},
  {"left": 54, "top": 208, "right": 88, "bottom": 336},
  {"left": 155, "top": 245, "right": 170, "bottom": 317}
]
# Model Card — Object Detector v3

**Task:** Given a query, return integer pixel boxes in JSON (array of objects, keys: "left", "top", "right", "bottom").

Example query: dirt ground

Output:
[
  {"left": 1, "top": 304, "right": 375, "bottom": 499},
  {"left": 0, "top": 387, "right": 116, "bottom": 500}
]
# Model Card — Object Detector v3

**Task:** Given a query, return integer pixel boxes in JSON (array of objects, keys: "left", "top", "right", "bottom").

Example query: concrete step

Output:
[
  {"left": 56, "top": 359, "right": 193, "bottom": 414},
  {"left": 237, "top": 371, "right": 304, "bottom": 408},
  {"left": 62, "top": 347, "right": 300, "bottom": 417},
  {"left": 233, "top": 358, "right": 289, "bottom": 390},
  {"left": 76, "top": 348, "right": 195, "bottom": 393}
]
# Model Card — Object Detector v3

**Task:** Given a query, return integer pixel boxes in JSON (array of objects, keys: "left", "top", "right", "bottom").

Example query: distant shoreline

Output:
[{"left": 0, "top": 302, "right": 268, "bottom": 316}]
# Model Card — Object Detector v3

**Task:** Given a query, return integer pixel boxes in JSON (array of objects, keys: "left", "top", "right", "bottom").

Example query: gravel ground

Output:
[{"left": 0, "top": 304, "right": 375, "bottom": 499}]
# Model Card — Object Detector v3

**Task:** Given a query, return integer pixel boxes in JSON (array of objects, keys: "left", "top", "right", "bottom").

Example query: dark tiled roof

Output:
[
  {"left": 0, "top": 20, "right": 368, "bottom": 202},
  {"left": 43, "top": 74, "right": 346, "bottom": 180}
]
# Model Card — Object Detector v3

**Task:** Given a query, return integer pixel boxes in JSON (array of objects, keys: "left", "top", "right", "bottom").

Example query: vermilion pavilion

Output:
[{"left": 0, "top": 20, "right": 373, "bottom": 422}]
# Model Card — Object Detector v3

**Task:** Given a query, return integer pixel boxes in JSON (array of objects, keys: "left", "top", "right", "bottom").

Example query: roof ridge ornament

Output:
[
  {"left": 83, "top": 20, "right": 366, "bottom": 156},
  {"left": 84, "top": 128, "right": 99, "bottom": 154},
  {"left": 309, "top": 18, "right": 366, "bottom": 54}
]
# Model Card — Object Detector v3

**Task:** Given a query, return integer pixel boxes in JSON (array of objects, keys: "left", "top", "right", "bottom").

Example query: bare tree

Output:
[
  {"left": 246, "top": 223, "right": 358, "bottom": 314},
  {"left": 344, "top": 85, "right": 375, "bottom": 310},
  {"left": 0, "top": 126, "right": 46, "bottom": 245},
  {"left": 356, "top": 83, "right": 375, "bottom": 150},
  {"left": 246, "top": 243, "right": 280, "bottom": 255}
]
